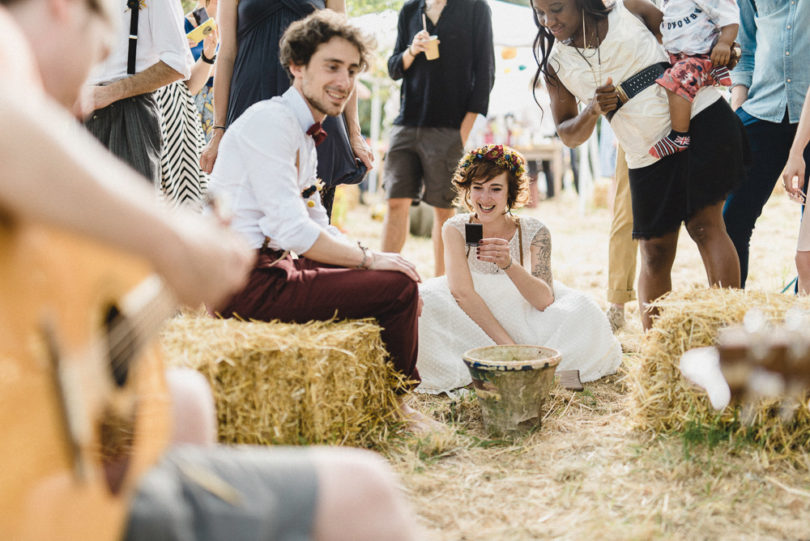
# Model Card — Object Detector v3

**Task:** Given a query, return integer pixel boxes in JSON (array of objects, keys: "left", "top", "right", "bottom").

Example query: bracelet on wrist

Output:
[
  {"left": 357, "top": 241, "right": 370, "bottom": 270},
  {"left": 499, "top": 257, "right": 513, "bottom": 271},
  {"left": 407, "top": 45, "right": 416, "bottom": 57},
  {"left": 213, "top": 125, "right": 226, "bottom": 131},
  {"left": 201, "top": 51, "right": 217, "bottom": 64}
]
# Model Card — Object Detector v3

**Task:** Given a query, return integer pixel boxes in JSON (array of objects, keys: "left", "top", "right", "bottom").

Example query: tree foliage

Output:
[{"left": 347, "top": 0, "right": 405, "bottom": 17}]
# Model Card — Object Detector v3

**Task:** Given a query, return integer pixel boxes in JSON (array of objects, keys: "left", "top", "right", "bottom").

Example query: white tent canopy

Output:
[{"left": 352, "top": 1, "right": 537, "bottom": 50}]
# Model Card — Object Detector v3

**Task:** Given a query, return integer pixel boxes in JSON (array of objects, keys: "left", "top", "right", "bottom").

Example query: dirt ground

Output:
[{"left": 342, "top": 182, "right": 810, "bottom": 540}]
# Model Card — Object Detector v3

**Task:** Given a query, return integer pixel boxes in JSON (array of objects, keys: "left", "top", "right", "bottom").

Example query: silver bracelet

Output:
[
  {"left": 357, "top": 241, "right": 370, "bottom": 270},
  {"left": 499, "top": 257, "right": 513, "bottom": 271}
]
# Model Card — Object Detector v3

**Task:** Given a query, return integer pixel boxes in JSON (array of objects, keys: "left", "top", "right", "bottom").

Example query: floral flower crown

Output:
[{"left": 457, "top": 144, "right": 526, "bottom": 178}]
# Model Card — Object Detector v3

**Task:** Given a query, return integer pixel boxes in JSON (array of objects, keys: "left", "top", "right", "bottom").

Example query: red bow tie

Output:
[{"left": 306, "top": 122, "right": 328, "bottom": 146}]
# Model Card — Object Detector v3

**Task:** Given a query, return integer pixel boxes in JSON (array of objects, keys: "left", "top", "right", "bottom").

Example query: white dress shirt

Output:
[
  {"left": 208, "top": 87, "right": 341, "bottom": 253},
  {"left": 88, "top": 0, "right": 192, "bottom": 85}
]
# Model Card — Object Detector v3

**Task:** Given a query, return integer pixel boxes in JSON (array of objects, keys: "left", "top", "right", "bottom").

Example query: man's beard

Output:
[{"left": 303, "top": 85, "right": 346, "bottom": 117}]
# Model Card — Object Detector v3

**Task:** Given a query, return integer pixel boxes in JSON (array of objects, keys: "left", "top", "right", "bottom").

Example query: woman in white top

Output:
[
  {"left": 532, "top": 0, "right": 747, "bottom": 329},
  {"left": 415, "top": 145, "right": 621, "bottom": 394}
]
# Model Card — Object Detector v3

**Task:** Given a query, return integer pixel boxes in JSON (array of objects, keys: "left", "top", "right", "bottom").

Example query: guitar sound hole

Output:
[{"left": 104, "top": 304, "right": 135, "bottom": 388}]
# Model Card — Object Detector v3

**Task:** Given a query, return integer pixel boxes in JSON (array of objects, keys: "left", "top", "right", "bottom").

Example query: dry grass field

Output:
[{"left": 340, "top": 183, "right": 810, "bottom": 540}]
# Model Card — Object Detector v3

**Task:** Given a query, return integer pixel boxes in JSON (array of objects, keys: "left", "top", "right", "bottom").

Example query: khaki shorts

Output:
[
  {"left": 124, "top": 445, "right": 317, "bottom": 541},
  {"left": 384, "top": 125, "right": 464, "bottom": 209}
]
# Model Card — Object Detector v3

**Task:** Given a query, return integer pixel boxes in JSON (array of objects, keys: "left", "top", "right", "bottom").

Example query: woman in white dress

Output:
[{"left": 416, "top": 144, "right": 622, "bottom": 394}]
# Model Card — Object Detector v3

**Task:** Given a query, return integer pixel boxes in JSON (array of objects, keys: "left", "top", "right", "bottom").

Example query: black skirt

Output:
[{"left": 629, "top": 98, "right": 750, "bottom": 239}]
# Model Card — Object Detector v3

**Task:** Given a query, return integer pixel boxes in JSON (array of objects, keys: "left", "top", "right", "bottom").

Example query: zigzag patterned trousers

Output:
[{"left": 155, "top": 81, "right": 208, "bottom": 210}]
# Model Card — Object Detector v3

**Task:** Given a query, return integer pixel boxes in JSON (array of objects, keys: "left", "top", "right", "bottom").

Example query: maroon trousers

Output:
[{"left": 221, "top": 249, "right": 420, "bottom": 384}]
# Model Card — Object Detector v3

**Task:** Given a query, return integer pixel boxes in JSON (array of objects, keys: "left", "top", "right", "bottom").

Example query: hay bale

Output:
[
  {"left": 626, "top": 287, "right": 810, "bottom": 458},
  {"left": 161, "top": 315, "right": 406, "bottom": 448}
]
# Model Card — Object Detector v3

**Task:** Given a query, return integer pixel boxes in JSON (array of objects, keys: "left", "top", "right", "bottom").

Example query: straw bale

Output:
[
  {"left": 627, "top": 287, "right": 810, "bottom": 458},
  {"left": 161, "top": 314, "right": 407, "bottom": 448}
]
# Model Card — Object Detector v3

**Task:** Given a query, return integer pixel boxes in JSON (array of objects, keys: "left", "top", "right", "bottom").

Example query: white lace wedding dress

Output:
[{"left": 416, "top": 213, "right": 622, "bottom": 394}]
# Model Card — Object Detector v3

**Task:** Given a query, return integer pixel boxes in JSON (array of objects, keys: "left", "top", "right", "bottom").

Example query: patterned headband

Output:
[{"left": 457, "top": 144, "right": 526, "bottom": 179}]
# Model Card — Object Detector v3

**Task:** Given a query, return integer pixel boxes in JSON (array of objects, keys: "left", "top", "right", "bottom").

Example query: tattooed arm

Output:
[
  {"left": 530, "top": 224, "right": 554, "bottom": 295},
  {"left": 493, "top": 221, "right": 555, "bottom": 311}
]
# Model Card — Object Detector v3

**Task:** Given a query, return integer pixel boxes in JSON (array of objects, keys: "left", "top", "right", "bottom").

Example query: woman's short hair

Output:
[
  {"left": 452, "top": 144, "right": 531, "bottom": 212},
  {"left": 279, "top": 10, "right": 374, "bottom": 81}
]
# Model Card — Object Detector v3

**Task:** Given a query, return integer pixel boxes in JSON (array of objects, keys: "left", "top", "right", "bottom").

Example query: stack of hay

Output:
[
  {"left": 161, "top": 315, "right": 407, "bottom": 448},
  {"left": 626, "top": 287, "right": 810, "bottom": 457}
]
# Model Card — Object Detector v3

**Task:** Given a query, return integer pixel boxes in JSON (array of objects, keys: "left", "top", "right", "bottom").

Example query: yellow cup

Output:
[{"left": 424, "top": 35, "right": 440, "bottom": 61}]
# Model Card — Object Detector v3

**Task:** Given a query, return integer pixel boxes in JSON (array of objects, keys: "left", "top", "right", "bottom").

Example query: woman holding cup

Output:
[
  {"left": 414, "top": 144, "right": 622, "bottom": 394},
  {"left": 382, "top": 0, "right": 495, "bottom": 277}
]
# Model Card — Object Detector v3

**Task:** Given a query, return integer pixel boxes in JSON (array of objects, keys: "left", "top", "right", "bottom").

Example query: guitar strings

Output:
[
  {"left": 106, "top": 294, "right": 173, "bottom": 368},
  {"left": 102, "top": 288, "right": 174, "bottom": 375}
]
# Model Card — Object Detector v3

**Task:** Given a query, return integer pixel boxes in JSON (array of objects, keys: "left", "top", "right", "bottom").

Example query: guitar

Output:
[{"left": 0, "top": 219, "right": 175, "bottom": 541}]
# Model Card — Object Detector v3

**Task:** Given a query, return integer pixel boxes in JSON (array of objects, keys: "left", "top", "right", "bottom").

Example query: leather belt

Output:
[
  {"left": 259, "top": 237, "right": 290, "bottom": 266},
  {"left": 607, "top": 61, "right": 671, "bottom": 121}
]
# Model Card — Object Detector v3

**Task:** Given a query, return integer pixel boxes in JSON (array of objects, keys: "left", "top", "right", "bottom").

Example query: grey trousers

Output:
[
  {"left": 124, "top": 445, "right": 318, "bottom": 541},
  {"left": 84, "top": 92, "right": 162, "bottom": 185}
]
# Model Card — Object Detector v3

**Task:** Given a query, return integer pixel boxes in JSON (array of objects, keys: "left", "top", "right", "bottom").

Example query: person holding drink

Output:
[
  {"left": 381, "top": 0, "right": 496, "bottom": 277},
  {"left": 415, "top": 144, "right": 621, "bottom": 394}
]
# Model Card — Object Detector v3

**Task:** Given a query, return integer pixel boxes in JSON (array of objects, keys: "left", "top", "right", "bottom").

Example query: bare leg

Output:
[
  {"left": 797, "top": 251, "right": 810, "bottom": 294},
  {"left": 312, "top": 447, "right": 419, "bottom": 541},
  {"left": 165, "top": 368, "right": 217, "bottom": 445},
  {"left": 685, "top": 200, "right": 741, "bottom": 288},
  {"left": 667, "top": 90, "right": 692, "bottom": 133},
  {"left": 432, "top": 206, "right": 456, "bottom": 277},
  {"left": 398, "top": 397, "right": 446, "bottom": 435},
  {"left": 649, "top": 91, "right": 693, "bottom": 158},
  {"left": 381, "top": 197, "right": 412, "bottom": 253},
  {"left": 637, "top": 231, "right": 679, "bottom": 330}
]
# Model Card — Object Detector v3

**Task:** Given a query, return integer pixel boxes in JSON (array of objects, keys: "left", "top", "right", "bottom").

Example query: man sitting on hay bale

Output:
[
  {"left": 210, "top": 10, "right": 437, "bottom": 430},
  {"left": 0, "top": 1, "right": 420, "bottom": 539}
]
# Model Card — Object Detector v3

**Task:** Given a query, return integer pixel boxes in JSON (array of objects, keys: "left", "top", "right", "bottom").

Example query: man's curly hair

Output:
[{"left": 279, "top": 10, "right": 375, "bottom": 81}]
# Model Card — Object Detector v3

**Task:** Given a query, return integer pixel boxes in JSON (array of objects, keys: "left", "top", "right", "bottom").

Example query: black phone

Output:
[
  {"left": 190, "top": 6, "right": 209, "bottom": 25},
  {"left": 465, "top": 223, "right": 483, "bottom": 246}
]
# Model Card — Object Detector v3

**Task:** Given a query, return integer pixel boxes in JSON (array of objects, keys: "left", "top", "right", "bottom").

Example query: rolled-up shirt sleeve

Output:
[
  {"left": 239, "top": 110, "right": 325, "bottom": 254},
  {"left": 730, "top": 0, "right": 754, "bottom": 89},
  {"left": 467, "top": 1, "right": 495, "bottom": 116},
  {"left": 149, "top": 0, "right": 193, "bottom": 79}
]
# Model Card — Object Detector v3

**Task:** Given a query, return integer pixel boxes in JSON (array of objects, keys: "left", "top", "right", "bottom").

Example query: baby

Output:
[{"left": 649, "top": 0, "right": 739, "bottom": 159}]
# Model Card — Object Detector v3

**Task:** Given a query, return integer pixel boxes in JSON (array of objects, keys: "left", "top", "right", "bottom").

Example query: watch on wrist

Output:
[{"left": 201, "top": 51, "right": 217, "bottom": 64}]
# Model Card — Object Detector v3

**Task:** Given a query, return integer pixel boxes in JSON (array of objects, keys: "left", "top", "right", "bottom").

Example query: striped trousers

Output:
[{"left": 85, "top": 92, "right": 162, "bottom": 185}]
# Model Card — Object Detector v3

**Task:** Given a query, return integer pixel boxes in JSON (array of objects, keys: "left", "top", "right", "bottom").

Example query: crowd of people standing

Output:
[{"left": 3, "top": 0, "right": 810, "bottom": 538}]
